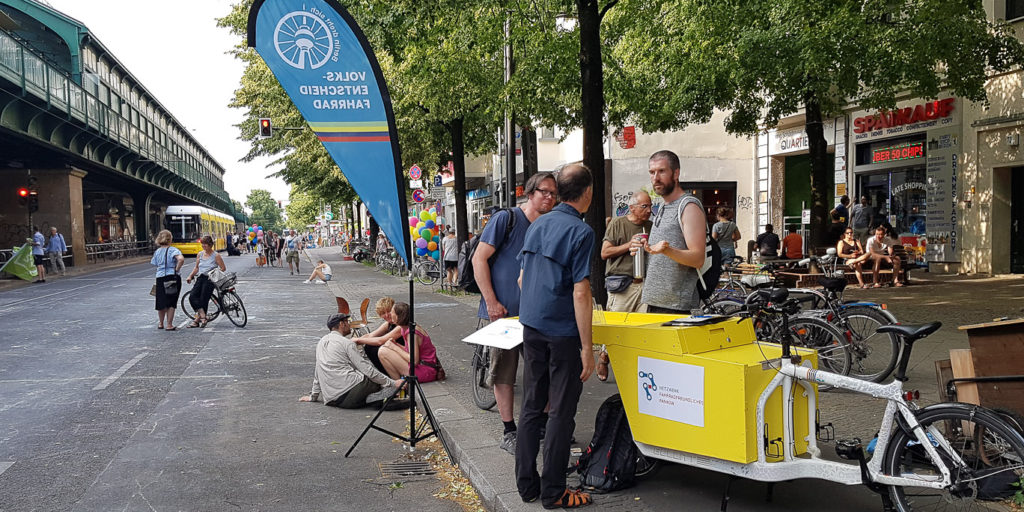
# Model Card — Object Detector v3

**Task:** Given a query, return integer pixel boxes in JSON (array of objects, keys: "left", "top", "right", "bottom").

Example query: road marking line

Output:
[
  {"left": 92, "top": 352, "right": 148, "bottom": 391},
  {"left": 0, "top": 462, "right": 12, "bottom": 476}
]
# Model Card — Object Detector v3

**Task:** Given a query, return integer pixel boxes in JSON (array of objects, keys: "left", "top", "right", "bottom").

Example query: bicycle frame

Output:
[{"left": 635, "top": 352, "right": 959, "bottom": 490}]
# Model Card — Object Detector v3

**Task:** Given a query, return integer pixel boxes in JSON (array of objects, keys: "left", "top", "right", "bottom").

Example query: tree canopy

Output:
[{"left": 244, "top": 189, "right": 283, "bottom": 232}]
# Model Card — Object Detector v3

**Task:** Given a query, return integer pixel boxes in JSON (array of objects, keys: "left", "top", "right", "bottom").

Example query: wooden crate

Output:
[{"left": 957, "top": 318, "right": 1024, "bottom": 414}]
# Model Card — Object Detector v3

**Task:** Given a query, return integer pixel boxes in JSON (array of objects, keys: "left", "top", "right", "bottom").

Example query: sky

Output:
[{"left": 44, "top": 0, "right": 291, "bottom": 208}]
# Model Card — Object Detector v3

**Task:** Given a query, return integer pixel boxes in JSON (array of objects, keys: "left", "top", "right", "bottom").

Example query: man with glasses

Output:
[
  {"left": 639, "top": 150, "right": 708, "bottom": 315},
  {"left": 472, "top": 171, "right": 557, "bottom": 454},
  {"left": 596, "top": 190, "right": 653, "bottom": 381},
  {"left": 299, "top": 313, "right": 406, "bottom": 409}
]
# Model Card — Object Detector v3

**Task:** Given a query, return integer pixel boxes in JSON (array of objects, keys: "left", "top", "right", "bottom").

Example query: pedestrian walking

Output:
[
  {"left": 46, "top": 226, "right": 68, "bottom": 276},
  {"left": 185, "top": 235, "right": 227, "bottom": 328},
  {"left": 516, "top": 162, "right": 596, "bottom": 509},
  {"left": 285, "top": 229, "right": 302, "bottom": 275},
  {"left": 442, "top": 228, "right": 459, "bottom": 286},
  {"left": 640, "top": 150, "right": 708, "bottom": 314},
  {"left": 711, "top": 206, "right": 741, "bottom": 265},
  {"left": 151, "top": 229, "right": 184, "bottom": 330}
]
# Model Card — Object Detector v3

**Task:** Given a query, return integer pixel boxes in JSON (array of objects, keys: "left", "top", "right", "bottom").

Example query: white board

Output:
[{"left": 462, "top": 317, "right": 524, "bottom": 350}]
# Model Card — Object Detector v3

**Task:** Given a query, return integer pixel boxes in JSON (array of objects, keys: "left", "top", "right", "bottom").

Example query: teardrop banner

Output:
[{"left": 247, "top": 0, "right": 410, "bottom": 267}]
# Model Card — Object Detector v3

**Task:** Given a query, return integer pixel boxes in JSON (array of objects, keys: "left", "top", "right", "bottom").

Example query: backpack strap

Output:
[{"left": 678, "top": 195, "right": 713, "bottom": 287}]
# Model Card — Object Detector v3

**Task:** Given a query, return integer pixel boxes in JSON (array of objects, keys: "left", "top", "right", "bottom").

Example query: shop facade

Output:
[{"left": 847, "top": 97, "right": 960, "bottom": 268}]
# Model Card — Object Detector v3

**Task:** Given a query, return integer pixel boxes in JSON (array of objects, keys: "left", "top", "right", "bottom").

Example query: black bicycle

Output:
[{"left": 181, "top": 272, "right": 247, "bottom": 327}]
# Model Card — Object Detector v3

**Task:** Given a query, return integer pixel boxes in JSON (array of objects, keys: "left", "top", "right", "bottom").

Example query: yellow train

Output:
[{"left": 164, "top": 205, "right": 234, "bottom": 255}]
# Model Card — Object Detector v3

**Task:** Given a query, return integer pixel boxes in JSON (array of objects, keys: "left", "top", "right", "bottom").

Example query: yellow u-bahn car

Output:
[{"left": 164, "top": 205, "right": 234, "bottom": 255}]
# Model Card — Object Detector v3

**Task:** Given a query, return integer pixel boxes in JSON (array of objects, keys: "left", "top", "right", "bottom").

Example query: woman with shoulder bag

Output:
[
  {"left": 185, "top": 235, "right": 227, "bottom": 328},
  {"left": 151, "top": 230, "right": 185, "bottom": 330},
  {"left": 711, "top": 207, "right": 741, "bottom": 265}
]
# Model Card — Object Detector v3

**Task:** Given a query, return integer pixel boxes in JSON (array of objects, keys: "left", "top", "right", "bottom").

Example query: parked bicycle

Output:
[
  {"left": 180, "top": 271, "right": 247, "bottom": 327},
  {"left": 653, "top": 291, "right": 1024, "bottom": 511},
  {"left": 412, "top": 256, "right": 441, "bottom": 286}
]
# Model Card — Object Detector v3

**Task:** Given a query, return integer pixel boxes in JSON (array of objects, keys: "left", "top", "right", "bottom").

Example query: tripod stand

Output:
[{"left": 346, "top": 274, "right": 452, "bottom": 460}]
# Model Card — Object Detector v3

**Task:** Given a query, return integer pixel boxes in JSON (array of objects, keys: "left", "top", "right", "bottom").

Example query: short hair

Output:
[
  {"left": 200, "top": 235, "right": 214, "bottom": 246},
  {"left": 875, "top": 225, "right": 886, "bottom": 232},
  {"left": 524, "top": 171, "right": 556, "bottom": 196},
  {"left": 156, "top": 229, "right": 173, "bottom": 245},
  {"left": 627, "top": 190, "right": 651, "bottom": 206},
  {"left": 649, "top": 150, "right": 680, "bottom": 171},
  {"left": 375, "top": 296, "right": 395, "bottom": 316},
  {"left": 327, "top": 313, "right": 350, "bottom": 330},
  {"left": 765, "top": 224, "right": 774, "bottom": 232},
  {"left": 393, "top": 301, "right": 411, "bottom": 326},
  {"left": 317, "top": 259, "right": 324, "bottom": 264},
  {"left": 840, "top": 195, "right": 850, "bottom": 206},
  {"left": 32, "top": 225, "right": 39, "bottom": 231},
  {"left": 717, "top": 207, "right": 733, "bottom": 220},
  {"left": 787, "top": 225, "right": 798, "bottom": 234},
  {"left": 556, "top": 162, "right": 593, "bottom": 203},
  {"left": 50, "top": 226, "right": 57, "bottom": 232}
]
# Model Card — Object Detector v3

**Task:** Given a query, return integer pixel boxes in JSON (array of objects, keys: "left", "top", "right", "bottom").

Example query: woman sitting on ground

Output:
[
  {"left": 836, "top": 227, "right": 869, "bottom": 288},
  {"left": 353, "top": 297, "right": 402, "bottom": 373},
  {"left": 376, "top": 302, "right": 441, "bottom": 383},
  {"left": 303, "top": 260, "right": 332, "bottom": 284}
]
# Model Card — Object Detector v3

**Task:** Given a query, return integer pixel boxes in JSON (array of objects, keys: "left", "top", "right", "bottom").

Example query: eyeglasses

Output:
[
  {"left": 534, "top": 188, "right": 557, "bottom": 198},
  {"left": 632, "top": 204, "right": 652, "bottom": 210}
]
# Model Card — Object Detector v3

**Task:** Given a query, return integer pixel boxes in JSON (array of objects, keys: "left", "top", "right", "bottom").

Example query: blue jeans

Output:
[{"left": 721, "top": 247, "right": 736, "bottom": 265}]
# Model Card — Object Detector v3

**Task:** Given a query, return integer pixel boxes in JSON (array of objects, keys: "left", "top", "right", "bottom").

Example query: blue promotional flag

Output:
[{"left": 247, "top": 0, "right": 410, "bottom": 266}]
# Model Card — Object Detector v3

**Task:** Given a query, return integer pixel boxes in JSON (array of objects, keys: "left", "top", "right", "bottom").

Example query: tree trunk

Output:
[
  {"left": 578, "top": 0, "right": 608, "bottom": 306},
  {"left": 803, "top": 93, "right": 831, "bottom": 249},
  {"left": 355, "top": 201, "right": 363, "bottom": 239},
  {"left": 369, "top": 215, "right": 379, "bottom": 245},
  {"left": 451, "top": 117, "right": 470, "bottom": 250},
  {"left": 521, "top": 123, "right": 538, "bottom": 182}
]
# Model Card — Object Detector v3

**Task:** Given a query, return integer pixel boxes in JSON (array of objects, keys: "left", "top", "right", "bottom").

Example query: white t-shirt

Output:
[
  {"left": 866, "top": 236, "right": 890, "bottom": 255},
  {"left": 321, "top": 263, "right": 332, "bottom": 275}
]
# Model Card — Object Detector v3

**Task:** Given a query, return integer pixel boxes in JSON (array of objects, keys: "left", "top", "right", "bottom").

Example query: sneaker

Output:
[
  {"left": 303, "top": 279, "right": 311, "bottom": 284},
  {"left": 500, "top": 430, "right": 517, "bottom": 455},
  {"left": 314, "top": 279, "right": 326, "bottom": 284},
  {"left": 366, "top": 386, "right": 396, "bottom": 404}
]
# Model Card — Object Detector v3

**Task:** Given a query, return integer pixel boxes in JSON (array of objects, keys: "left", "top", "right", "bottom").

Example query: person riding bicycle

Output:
[{"left": 185, "top": 235, "right": 227, "bottom": 328}]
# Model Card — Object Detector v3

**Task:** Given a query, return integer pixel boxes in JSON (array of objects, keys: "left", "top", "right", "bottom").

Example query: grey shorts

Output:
[
  {"left": 286, "top": 251, "right": 299, "bottom": 263},
  {"left": 489, "top": 346, "right": 520, "bottom": 386}
]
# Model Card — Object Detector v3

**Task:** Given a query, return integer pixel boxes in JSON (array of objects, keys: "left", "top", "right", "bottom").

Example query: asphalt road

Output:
[{"left": 0, "top": 253, "right": 460, "bottom": 512}]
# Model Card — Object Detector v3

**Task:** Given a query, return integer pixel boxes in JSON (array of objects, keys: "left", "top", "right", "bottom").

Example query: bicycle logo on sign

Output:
[
  {"left": 639, "top": 371, "right": 657, "bottom": 401},
  {"left": 274, "top": 11, "right": 334, "bottom": 70}
]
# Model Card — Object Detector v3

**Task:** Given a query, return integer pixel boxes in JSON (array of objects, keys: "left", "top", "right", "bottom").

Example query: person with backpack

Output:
[
  {"left": 471, "top": 171, "right": 557, "bottom": 455},
  {"left": 711, "top": 207, "right": 741, "bottom": 265},
  {"left": 639, "top": 150, "right": 708, "bottom": 315}
]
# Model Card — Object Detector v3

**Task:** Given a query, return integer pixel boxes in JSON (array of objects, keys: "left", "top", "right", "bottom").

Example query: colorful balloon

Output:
[
  {"left": 419, "top": 228, "right": 432, "bottom": 240},
  {"left": 431, "top": 250, "right": 440, "bottom": 260},
  {"left": 415, "top": 238, "right": 428, "bottom": 249},
  {"left": 409, "top": 217, "right": 419, "bottom": 227},
  {"left": 409, "top": 226, "right": 417, "bottom": 237},
  {"left": 419, "top": 210, "right": 430, "bottom": 221},
  {"left": 416, "top": 247, "right": 428, "bottom": 256},
  {"left": 427, "top": 241, "right": 437, "bottom": 251},
  {"left": 432, "top": 235, "right": 440, "bottom": 243},
  {"left": 424, "top": 220, "right": 435, "bottom": 229}
]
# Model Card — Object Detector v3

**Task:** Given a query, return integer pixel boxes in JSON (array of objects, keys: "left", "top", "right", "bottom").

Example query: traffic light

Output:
[
  {"left": 17, "top": 187, "right": 28, "bottom": 206},
  {"left": 27, "top": 190, "right": 38, "bottom": 213},
  {"left": 258, "top": 118, "right": 273, "bottom": 139}
]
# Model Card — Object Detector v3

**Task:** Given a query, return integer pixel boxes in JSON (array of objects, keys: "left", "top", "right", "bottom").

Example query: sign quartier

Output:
[{"left": 853, "top": 98, "right": 956, "bottom": 141}]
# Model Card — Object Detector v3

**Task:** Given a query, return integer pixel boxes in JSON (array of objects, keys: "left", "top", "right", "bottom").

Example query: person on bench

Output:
[
  {"left": 866, "top": 226, "right": 904, "bottom": 288},
  {"left": 837, "top": 227, "right": 869, "bottom": 288}
]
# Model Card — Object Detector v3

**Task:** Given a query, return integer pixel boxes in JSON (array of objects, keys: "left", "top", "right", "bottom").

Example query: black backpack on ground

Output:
[
  {"left": 679, "top": 195, "right": 722, "bottom": 301},
  {"left": 457, "top": 208, "right": 517, "bottom": 293},
  {"left": 574, "top": 393, "right": 637, "bottom": 493}
]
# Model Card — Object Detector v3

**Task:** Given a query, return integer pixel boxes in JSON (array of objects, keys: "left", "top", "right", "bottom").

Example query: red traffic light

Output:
[
  {"left": 17, "top": 187, "right": 29, "bottom": 197},
  {"left": 258, "top": 118, "right": 272, "bottom": 138}
]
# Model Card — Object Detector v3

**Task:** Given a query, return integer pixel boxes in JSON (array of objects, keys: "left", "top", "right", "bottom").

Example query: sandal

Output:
[
  {"left": 894, "top": 282, "right": 905, "bottom": 287},
  {"left": 872, "top": 283, "right": 882, "bottom": 288},
  {"left": 157, "top": 325, "right": 164, "bottom": 330},
  {"left": 543, "top": 489, "right": 592, "bottom": 510},
  {"left": 187, "top": 320, "right": 202, "bottom": 328},
  {"left": 596, "top": 352, "right": 609, "bottom": 382},
  {"left": 165, "top": 326, "right": 177, "bottom": 331},
  {"left": 199, "top": 319, "right": 209, "bottom": 328}
]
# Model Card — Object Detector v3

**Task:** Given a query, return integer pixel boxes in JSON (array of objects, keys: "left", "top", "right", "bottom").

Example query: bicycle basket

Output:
[{"left": 213, "top": 271, "right": 237, "bottom": 291}]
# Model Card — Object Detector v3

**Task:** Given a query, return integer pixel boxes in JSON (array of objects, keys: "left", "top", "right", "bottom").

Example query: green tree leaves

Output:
[{"left": 245, "top": 189, "right": 283, "bottom": 232}]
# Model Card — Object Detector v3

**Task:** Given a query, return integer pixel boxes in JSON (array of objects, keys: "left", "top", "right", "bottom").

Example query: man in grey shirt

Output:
[
  {"left": 300, "top": 313, "right": 405, "bottom": 409},
  {"left": 639, "top": 150, "right": 708, "bottom": 314},
  {"left": 850, "top": 195, "right": 873, "bottom": 247}
]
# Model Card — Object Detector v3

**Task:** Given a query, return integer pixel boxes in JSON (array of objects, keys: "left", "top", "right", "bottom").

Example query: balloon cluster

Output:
[
  {"left": 247, "top": 223, "right": 264, "bottom": 245},
  {"left": 408, "top": 208, "right": 444, "bottom": 259}
]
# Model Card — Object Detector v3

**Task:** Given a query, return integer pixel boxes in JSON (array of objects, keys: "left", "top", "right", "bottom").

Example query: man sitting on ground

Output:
[{"left": 299, "top": 313, "right": 406, "bottom": 409}]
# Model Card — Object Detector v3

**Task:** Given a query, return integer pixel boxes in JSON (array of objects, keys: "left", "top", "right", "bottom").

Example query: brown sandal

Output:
[
  {"left": 596, "top": 352, "right": 610, "bottom": 382},
  {"left": 543, "top": 489, "right": 592, "bottom": 509}
]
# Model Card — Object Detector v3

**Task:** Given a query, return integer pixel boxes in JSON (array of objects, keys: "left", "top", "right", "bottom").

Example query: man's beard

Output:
[{"left": 657, "top": 180, "right": 676, "bottom": 196}]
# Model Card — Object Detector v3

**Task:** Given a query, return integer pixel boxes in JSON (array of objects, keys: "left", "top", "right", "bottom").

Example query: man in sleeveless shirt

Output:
[{"left": 639, "top": 150, "right": 708, "bottom": 315}]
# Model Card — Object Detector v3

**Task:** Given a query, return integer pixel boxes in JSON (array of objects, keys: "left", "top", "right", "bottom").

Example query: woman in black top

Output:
[
  {"left": 353, "top": 297, "right": 404, "bottom": 374},
  {"left": 836, "top": 228, "right": 869, "bottom": 288}
]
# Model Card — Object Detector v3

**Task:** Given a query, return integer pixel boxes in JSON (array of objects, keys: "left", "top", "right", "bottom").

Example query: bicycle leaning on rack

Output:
[
  {"left": 655, "top": 288, "right": 1024, "bottom": 511},
  {"left": 180, "top": 271, "right": 247, "bottom": 327}
]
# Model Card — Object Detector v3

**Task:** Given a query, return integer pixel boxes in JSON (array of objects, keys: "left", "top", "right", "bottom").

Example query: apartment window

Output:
[
  {"left": 540, "top": 127, "right": 557, "bottom": 140},
  {"left": 1009, "top": 0, "right": 1024, "bottom": 20}
]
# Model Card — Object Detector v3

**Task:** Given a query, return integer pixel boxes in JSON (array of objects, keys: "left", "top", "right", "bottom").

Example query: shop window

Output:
[{"left": 1008, "top": 0, "right": 1024, "bottom": 20}]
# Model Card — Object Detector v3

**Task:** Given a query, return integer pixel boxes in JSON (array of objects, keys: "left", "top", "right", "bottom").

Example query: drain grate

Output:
[{"left": 378, "top": 460, "right": 436, "bottom": 477}]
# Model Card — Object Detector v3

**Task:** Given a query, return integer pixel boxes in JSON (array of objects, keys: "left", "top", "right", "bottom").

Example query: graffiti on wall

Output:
[
  {"left": 0, "top": 221, "right": 52, "bottom": 248},
  {"left": 737, "top": 195, "right": 753, "bottom": 211}
]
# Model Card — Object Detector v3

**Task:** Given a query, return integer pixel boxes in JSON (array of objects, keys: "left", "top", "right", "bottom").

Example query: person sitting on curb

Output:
[
  {"left": 304, "top": 260, "right": 332, "bottom": 284},
  {"left": 376, "top": 302, "right": 443, "bottom": 383},
  {"left": 353, "top": 297, "right": 403, "bottom": 374},
  {"left": 299, "top": 313, "right": 407, "bottom": 410}
]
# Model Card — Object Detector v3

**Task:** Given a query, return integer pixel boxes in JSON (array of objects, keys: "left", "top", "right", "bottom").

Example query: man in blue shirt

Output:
[
  {"left": 46, "top": 226, "right": 68, "bottom": 277},
  {"left": 515, "top": 163, "right": 596, "bottom": 509},
  {"left": 472, "top": 172, "right": 557, "bottom": 454},
  {"left": 31, "top": 226, "right": 46, "bottom": 283}
]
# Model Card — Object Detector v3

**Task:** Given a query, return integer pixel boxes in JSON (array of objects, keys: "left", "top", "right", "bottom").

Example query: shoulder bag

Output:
[{"left": 161, "top": 248, "right": 179, "bottom": 295}]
